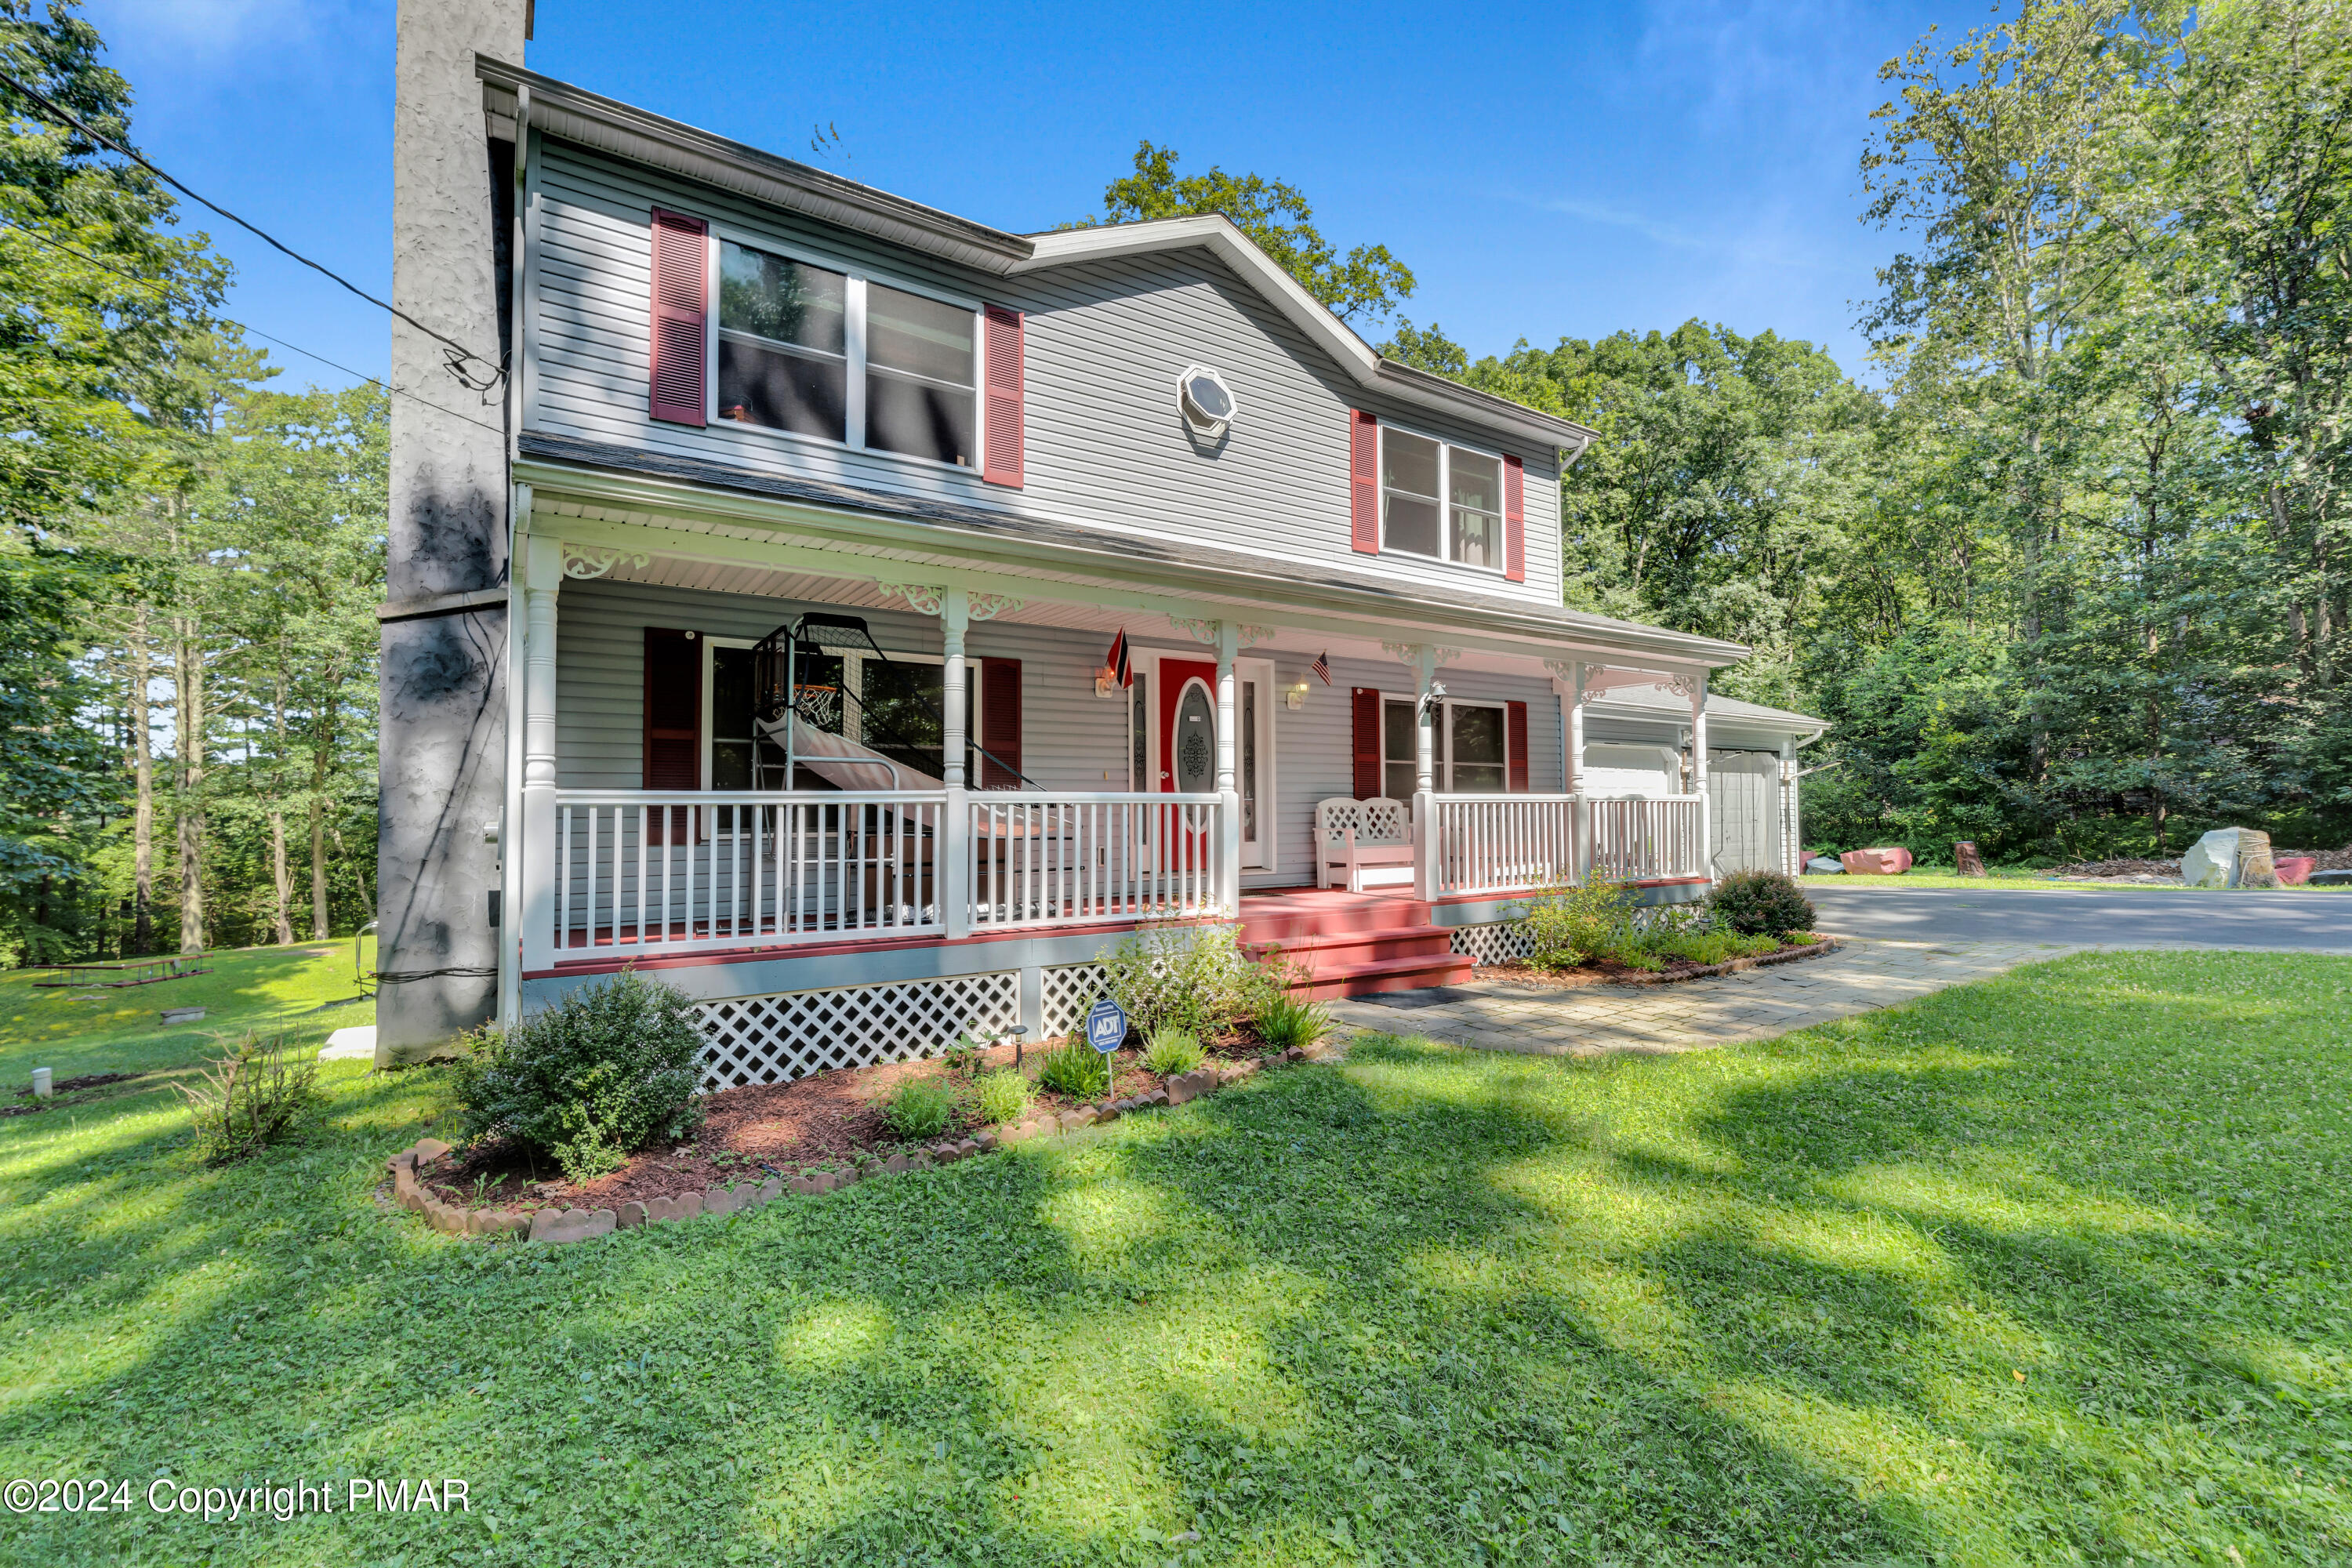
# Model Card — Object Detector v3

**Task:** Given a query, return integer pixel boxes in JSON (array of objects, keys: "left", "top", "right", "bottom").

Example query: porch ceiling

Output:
[{"left": 520, "top": 454, "right": 1743, "bottom": 677}]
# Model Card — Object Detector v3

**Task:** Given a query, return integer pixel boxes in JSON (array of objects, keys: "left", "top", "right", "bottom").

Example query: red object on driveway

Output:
[
  {"left": 1840, "top": 847, "right": 1915, "bottom": 876},
  {"left": 2275, "top": 856, "right": 2315, "bottom": 886}
]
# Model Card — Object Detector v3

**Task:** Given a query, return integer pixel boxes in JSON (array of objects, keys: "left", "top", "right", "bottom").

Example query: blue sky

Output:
[{"left": 89, "top": 0, "right": 1962, "bottom": 395}]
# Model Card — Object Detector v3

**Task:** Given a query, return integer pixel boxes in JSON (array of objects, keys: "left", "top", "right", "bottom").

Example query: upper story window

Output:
[
  {"left": 1381, "top": 429, "right": 1504, "bottom": 572},
  {"left": 713, "top": 238, "right": 978, "bottom": 470}
]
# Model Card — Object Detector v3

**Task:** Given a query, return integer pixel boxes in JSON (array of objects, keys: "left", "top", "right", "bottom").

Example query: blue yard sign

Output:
[{"left": 1083, "top": 996, "right": 1127, "bottom": 1054}]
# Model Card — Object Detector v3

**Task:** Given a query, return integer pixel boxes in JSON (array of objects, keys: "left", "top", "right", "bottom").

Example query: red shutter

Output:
[
  {"left": 1352, "top": 687, "right": 1381, "bottom": 798},
  {"left": 644, "top": 628, "right": 702, "bottom": 844},
  {"left": 1506, "top": 700, "right": 1530, "bottom": 792},
  {"left": 982, "top": 306, "right": 1025, "bottom": 487},
  {"left": 648, "top": 209, "right": 708, "bottom": 426},
  {"left": 1349, "top": 411, "right": 1380, "bottom": 554},
  {"left": 1503, "top": 454, "right": 1526, "bottom": 582},
  {"left": 979, "top": 657, "right": 1022, "bottom": 787}
]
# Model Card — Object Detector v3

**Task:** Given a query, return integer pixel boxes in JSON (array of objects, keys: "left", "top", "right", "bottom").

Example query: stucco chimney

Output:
[{"left": 378, "top": 0, "right": 528, "bottom": 1061}]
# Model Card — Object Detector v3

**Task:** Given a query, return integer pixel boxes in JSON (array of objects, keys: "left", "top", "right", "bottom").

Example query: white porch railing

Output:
[
  {"left": 1588, "top": 795, "right": 1707, "bottom": 884},
  {"left": 969, "top": 793, "right": 1225, "bottom": 930},
  {"left": 551, "top": 790, "right": 946, "bottom": 959},
  {"left": 1431, "top": 793, "right": 1578, "bottom": 897},
  {"left": 1427, "top": 793, "right": 1708, "bottom": 898}
]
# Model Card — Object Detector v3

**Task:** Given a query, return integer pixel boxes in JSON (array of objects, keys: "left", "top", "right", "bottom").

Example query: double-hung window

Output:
[
  {"left": 1381, "top": 697, "right": 1509, "bottom": 796},
  {"left": 714, "top": 238, "right": 979, "bottom": 470},
  {"left": 1381, "top": 429, "right": 1504, "bottom": 572}
]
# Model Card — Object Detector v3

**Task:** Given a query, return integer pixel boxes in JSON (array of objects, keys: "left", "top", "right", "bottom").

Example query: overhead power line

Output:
[
  {"left": 0, "top": 67, "right": 505, "bottom": 389},
  {"left": 0, "top": 215, "right": 509, "bottom": 439}
]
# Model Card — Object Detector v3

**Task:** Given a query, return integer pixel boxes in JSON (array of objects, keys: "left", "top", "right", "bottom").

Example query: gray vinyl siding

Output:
[
  {"left": 524, "top": 138, "right": 1564, "bottom": 608},
  {"left": 554, "top": 579, "right": 1566, "bottom": 887}
]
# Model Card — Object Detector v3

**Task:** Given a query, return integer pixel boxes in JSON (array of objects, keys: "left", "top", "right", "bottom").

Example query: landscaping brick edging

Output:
[
  {"left": 1599, "top": 936, "right": 1844, "bottom": 985},
  {"left": 383, "top": 1044, "right": 1323, "bottom": 1247}
]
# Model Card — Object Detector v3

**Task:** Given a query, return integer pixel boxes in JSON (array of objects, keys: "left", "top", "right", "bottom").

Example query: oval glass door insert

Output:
[{"left": 1174, "top": 682, "right": 1215, "bottom": 793}]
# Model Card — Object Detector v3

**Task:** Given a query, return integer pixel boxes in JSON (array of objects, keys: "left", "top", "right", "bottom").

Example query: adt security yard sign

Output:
[{"left": 1084, "top": 996, "right": 1127, "bottom": 1054}]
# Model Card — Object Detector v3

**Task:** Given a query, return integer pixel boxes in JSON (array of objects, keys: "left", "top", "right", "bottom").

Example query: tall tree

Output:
[{"left": 1073, "top": 141, "right": 1416, "bottom": 324}]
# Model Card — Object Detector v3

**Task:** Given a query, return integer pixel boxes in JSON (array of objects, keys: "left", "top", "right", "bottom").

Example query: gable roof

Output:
[{"left": 477, "top": 57, "right": 1597, "bottom": 456}]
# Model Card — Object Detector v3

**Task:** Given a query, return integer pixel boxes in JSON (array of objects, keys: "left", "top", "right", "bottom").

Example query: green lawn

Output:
[
  {"left": 2, "top": 951, "right": 2346, "bottom": 1565},
  {"left": 0, "top": 938, "right": 375, "bottom": 1083}
]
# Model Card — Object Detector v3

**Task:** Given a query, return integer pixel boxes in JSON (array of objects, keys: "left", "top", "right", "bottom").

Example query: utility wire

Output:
[
  {"left": 0, "top": 215, "right": 509, "bottom": 439},
  {"left": 0, "top": 67, "right": 505, "bottom": 388}
]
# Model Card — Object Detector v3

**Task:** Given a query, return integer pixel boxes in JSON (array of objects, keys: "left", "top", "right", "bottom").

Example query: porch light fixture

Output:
[{"left": 1177, "top": 365, "right": 1236, "bottom": 438}]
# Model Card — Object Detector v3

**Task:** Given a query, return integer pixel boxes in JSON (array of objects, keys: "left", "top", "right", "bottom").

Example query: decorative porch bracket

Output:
[{"left": 560, "top": 543, "right": 648, "bottom": 580}]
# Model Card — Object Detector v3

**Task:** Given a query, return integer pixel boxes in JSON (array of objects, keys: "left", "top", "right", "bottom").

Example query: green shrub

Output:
[
  {"left": 1097, "top": 920, "right": 1288, "bottom": 1037},
  {"left": 1708, "top": 870, "right": 1817, "bottom": 936},
  {"left": 451, "top": 970, "right": 706, "bottom": 1184},
  {"left": 884, "top": 1076, "right": 955, "bottom": 1139},
  {"left": 1520, "top": 879, "right": 1640, "bottom": 968},
  {"left": 1142, "top": 1025, "right": 1205, "bottom": 1077},
  {"left": 176, "top": 1032, "right": 320, "bottom": 1163},
  {"left": 1649, "top": 930, "right": 1782, "bottom": 967},
  {"left": 1037, "top": 1041, "right": 1111, "bottom": 1099},
  {"left": 970, "top": 1068, "right": 1033, "bottom": 1126},
  {"left": 1254, "top": 994, "right": 1329, "bottom": 1052}
]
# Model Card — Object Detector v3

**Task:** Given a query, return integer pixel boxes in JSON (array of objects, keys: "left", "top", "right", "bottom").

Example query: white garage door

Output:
[{"left": 1708, "top": 752, "right": 1781, "bottom": 875}]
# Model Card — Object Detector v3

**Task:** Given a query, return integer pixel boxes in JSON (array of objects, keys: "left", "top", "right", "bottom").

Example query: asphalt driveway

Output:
[{"left": 1802, "top": 884, "right": 2352, "bottom": 951}]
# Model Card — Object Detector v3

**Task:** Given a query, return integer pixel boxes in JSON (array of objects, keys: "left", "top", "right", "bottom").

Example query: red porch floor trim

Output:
[{"left": 523, "top": 913, "right": 1175, "bottom": 982}]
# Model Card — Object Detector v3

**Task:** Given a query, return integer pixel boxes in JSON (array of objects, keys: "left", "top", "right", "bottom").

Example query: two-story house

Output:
[{"left": 376, "top": 4, "right": 1824, "bottom": 1073}]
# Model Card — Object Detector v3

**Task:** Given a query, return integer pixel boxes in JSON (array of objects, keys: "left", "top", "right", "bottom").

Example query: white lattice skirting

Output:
[
  {"left": 1450, "top": 921, "right": 1536, "bottom": 967},
  {"left": 695, "top": 971, "right": 1020, "bottom": 1091},
  {"left": 1040, "top": 964, "right": 1109, "bottom": 1040}
]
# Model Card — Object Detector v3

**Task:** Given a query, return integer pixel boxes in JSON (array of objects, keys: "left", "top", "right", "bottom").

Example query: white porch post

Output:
[
  {"left": 1555, "top": 660, "right": 1588, "bottom": 885},
  {"left": 941, "top": 586, "right": 971, "bottom": 939},
  {"left": 1412, "top": 644, "right": 1439, "bottom": 901},
  {"left": 1214, "top": 620, "right": 1242, "bottom": 916},
  {"left": 1780, "top": 737, "right": 1800, "bottom": 877},
  {"left": 517, "top": 535, "right": 563, "bottom": 976},
  {"left": 1690, "top": 671, "right": 1711, "bottom": 881}
]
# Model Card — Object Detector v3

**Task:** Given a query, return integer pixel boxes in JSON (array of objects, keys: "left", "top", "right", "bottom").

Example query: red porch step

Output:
[{"left": 1239, "top": 889, "right": 1475, "bottom": 1000}]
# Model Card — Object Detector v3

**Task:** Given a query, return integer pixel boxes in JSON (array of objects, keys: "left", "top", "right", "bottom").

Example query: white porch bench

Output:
[{"left": 1316, "top": 797, "right": 1417, "bottom": 893}]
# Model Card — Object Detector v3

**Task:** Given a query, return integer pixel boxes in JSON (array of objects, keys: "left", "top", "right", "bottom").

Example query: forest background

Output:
[{"left": 4, "top": 0, "right": 2347, "bottom": 964}]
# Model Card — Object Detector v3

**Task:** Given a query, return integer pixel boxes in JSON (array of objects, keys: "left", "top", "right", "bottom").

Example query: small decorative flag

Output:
[
  {"left": 1309, "top": 650, "right": 1332, "bottom": 686},
  {"left": 1105, "top": 628, "right": 1133, "bottom": 688}
]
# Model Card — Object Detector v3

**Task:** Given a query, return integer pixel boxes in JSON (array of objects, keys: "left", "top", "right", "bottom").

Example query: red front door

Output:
[
  {"left": 1156, "top": 660, "right": 1218, "bottom": 874},
  {"left": 1157, "top": 659, "right": 1218, "bottom": 792}
]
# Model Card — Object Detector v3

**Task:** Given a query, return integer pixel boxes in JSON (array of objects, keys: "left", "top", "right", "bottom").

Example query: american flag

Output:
[
  {"left": 1104, "top": 628, "right": 1133, "bottom": 688},
  {"left": 1309, "top": 650, "right": 1331, "bottom": 686}
]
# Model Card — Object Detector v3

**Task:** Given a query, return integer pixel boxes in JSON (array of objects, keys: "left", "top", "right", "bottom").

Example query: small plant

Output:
[
  {"left": 1708, "top": 870, "right": 1817, "bottom": 937},
  {"left": 1037, "top": 1040, "right": 1111, "bottom": 1099},
  {"left": 177, "top": 1032, "right": 320, "bottom": 1163},
  {"left": 1097, "top": 920, "right": 1289, "bottom": 1037},
  {"left": 1520, "top": 879, "right": 1640, "bottom": 969},
  {"left": 970, "top": 1068, "right": 1033, "bottom": 1126},
  {"left": 1784, "top": 930, "right": 1821, "bottom": 946},
  {"left": 883, "top": 1076, "right": 955, "bottom": 1140},
  {"left": 1254, "top": 995, "right": 1329, "bottom": 1053},
  {"left": 450, "top": 969, "right": 706, "bottom": 1185},
  {"left": 942, "top": 1030, "right": 988, "bottom": 1076},
  {"left": 1142, "top": 1025, "right": 1205, "bottom": 1077}
]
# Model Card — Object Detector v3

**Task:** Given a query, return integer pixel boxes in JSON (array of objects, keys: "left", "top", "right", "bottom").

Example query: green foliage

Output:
[
  {"left": 1708, "top": 871, "right": 1817, "bottom": 937},
  {"left": 1141, "top": 1025, "right": 1204, "bottom": 1077},
  {"left": 1073, "top": 141, "right": 1414, "bottom": 324},
  {"left": 882, "top": 1076, "right": 954, "bottom": 1141},
  {"left": 1253, "top": 995, "right": 1330, "bottom": 1053},
  {"left": 967, "top": 1068, "right": 1031, "bottom": 1127},
  {"left": 1522, "top": 880, "right": 1642, "bottom": 969},
  {"left": 173, "top": 1030, "right": 318, "bottom": 1163},
  {"left": 1036, "top": 1040, "right": 1110, "bottom": 1100},
  {"left": 1096, "top": 920, "right": 1288, "bottom": 1038},
  {"left": 1646, "top": 929, "right": 1784, "bottom": 967},
  {"left": 451, "top": 971, "right": 706, "bottom": 1184}
]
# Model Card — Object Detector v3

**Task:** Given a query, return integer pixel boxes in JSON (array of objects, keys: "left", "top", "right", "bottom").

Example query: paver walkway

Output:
[{"left": 1325, "top": 938, "right": 2083, "bottom": 1058}]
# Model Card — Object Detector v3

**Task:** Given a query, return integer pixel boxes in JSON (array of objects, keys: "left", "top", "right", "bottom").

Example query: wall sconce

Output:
[
  {"left": 1287, "top": 682, "right": 1307, "bottom": 710},
  {"left": 1094, "top": 667, "right": 1120, "bottom": 698}
]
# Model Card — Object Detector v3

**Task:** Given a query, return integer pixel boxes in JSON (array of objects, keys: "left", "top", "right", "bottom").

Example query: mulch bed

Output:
[
  {"left": 2, "top": 1071, "right": 148, "bottom": 1117},
  {"left": 1483, "top": 937, "right": 1842, "bottom": 989},
  {"left": 419, "top": 1030, "right": 1278, "bottom": 1215}
]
